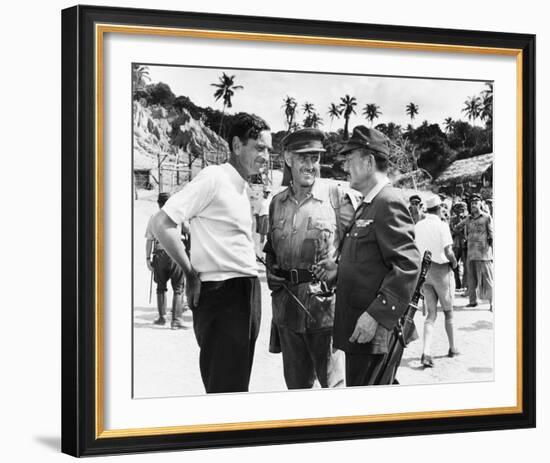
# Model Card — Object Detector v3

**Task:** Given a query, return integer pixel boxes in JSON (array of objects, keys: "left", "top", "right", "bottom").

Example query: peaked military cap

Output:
[
  {"left": 409, "top": 194, "right": 422, "bottom": 204},
  {"left": 469, "top": 193, "right": 482, "bottom": 202},
  {"left": 339, "top": 126, "right": 390, "bottom": 158},
  {"left": 282, "top": 128, "right": 326, "bottom": 153}
]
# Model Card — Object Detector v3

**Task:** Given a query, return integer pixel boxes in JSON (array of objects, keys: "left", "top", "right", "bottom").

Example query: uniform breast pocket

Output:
[
  {"left": 351, "top": 224, "right": 375, "bottom": 262},
  {"left": 301, "top": 219, "right": 335, "bottom": 262},
  {"left": 272, "top": 217, "right": 287, "bottom": 244}
]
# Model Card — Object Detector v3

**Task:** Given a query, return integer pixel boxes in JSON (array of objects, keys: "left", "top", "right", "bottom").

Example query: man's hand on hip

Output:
[
  {"left": 349, "top": 310, "right": 378, "bottom": 343},
  {"left": 186, "top": 269, "right": 201, "bottom": 309}
]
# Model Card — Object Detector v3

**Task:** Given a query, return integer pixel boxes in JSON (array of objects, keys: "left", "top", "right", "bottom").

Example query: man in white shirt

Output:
[
  {"left": 415, "top": 195, "right": 459, "bottom": 368},
  {"left": 150, "top": 113, "right": 272, "bottom": 393}
]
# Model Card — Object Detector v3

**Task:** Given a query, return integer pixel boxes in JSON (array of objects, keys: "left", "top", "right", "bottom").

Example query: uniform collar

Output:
[
  {"left": 281, "top": 178, "right": 327, "bottom": 203},
  {"left": 363, "top": 175, "right": 390, "bottom": 204}
]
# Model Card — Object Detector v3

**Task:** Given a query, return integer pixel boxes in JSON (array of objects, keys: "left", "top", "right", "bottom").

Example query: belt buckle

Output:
[{"left": 290, "top": 269, "right": 299, "bottom": 284}]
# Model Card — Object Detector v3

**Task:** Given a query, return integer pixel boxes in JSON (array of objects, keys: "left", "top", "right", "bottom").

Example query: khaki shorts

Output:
[{"left": 422, "top": 262, "right": 455, "bottom": 312}]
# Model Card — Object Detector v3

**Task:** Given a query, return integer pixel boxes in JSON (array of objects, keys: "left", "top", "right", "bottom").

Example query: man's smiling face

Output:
[{"left": 286, "top": 151, "right": 321, "bottom": 187}]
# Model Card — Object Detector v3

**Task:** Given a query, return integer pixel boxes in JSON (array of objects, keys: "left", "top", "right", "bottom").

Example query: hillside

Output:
[{"left": 133, "top": 100, "right": 229, "bottom": 192}]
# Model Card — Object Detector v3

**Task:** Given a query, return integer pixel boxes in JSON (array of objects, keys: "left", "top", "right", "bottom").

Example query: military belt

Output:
[{"left": 274, "top": 268, "right": 314, "bottom": 284}]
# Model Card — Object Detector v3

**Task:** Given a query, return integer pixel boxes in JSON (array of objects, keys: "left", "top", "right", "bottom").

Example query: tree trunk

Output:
[{"left": 343, "top": 117, "right": 349, "bottom": 140}]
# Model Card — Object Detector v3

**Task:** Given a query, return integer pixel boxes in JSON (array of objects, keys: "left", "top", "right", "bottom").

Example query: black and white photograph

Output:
[{"left": 132, "top": 63, "right": 495, "bottom": 398}]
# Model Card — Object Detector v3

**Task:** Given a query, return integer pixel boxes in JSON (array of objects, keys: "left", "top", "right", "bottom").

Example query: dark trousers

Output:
[
  {"left": 153, "top": 250, "right": 184, "bottom": 294},
  {"left": 345, "top": 352, "right": 388, "bottom": 386},
  {"left": 192, "top": 277, "right": 261, "bottom": 393},
  {"left": 277, "top": 326, "right": 344, "bottom": 389}
]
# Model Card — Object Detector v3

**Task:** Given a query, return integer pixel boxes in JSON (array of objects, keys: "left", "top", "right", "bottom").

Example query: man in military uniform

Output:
[
  {"left": 455, "top": 193, "right": 494, "bottom": 310},
  {"left": 450, "top": 201, "right": 468, "bottom": 290},
  {"left": 408, "top": 194, "right": 424, "bottom": 224},
  {"left": 264, "top": 128, "right": 356, "bottom": 389},
  {"left": 145, "top": 192, "right": 189, "bottom": 329},
  {"left": 314, "top": 126, "right": 420, "bottom": 386}
]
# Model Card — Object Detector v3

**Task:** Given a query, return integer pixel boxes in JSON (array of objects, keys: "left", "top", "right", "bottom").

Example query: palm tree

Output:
[
  {"left": 282, "top": 96, "right": 298, "bottom": 132},
  {"left": 339, "top": 95, "right": 357, "bottom": 140},
  {"left": 362, "top": 103, "right": 382, "bottom": 127},
  {"left": 211, "top": 73, "right": 244, "bottom": 134},
  {"left": 462, "top": 95, "right": 482, "bottom": 125},
  {"left": 327, "top": 103, "right": 342, "bottom": 131},
  {"left": 405, "top": 102, "right": 419, "bottom": 123},
  {"left": 444, "top": 117, "right": 454, "bottom": 134},
  {"left": 480, "top": 83, "right": 493, "bottom": 127},
  {"left": 304, "top": 112, "right": 323, "bottom": 128},
  {"left": 132, "top": 65, "right": 150, "bottom": 92},
  {"left": 302, "top": 102, "right": 315, "bottom": 117}
]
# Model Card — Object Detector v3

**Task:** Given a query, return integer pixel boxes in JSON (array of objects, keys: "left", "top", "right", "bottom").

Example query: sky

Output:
[{"left": 143, "top": 64, "right": 489, "bottom": 133}]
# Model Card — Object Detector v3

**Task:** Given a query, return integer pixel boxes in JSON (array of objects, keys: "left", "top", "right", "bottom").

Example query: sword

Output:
[{"left": 256, "top": 254, "right": 315, "bottom": 322}]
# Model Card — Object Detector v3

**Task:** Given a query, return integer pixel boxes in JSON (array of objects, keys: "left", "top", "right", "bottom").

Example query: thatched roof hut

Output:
[{"left": 436, "top": 153, "right": 493, "bottom": 186}]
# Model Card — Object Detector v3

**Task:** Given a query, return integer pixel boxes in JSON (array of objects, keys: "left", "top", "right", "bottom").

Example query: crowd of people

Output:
[{"left": 144, "top": 113, "right": 494, "bottom": 393}]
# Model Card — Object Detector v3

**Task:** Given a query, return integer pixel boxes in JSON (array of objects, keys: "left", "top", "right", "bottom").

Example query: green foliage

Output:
[
  {"left": 416, "top": 136, "right": 455, "bottom": 178},
  {"left": 144, "top": 82, "right": 176, "bottom": 107}
]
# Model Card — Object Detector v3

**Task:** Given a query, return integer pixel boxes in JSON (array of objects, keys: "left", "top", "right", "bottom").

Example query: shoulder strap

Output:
[{"left": 329, "top": 183, "right": 343, "bottom": 243}]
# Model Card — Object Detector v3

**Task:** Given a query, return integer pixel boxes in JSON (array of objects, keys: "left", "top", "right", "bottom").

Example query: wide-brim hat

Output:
[
  {"left": 425, "top": 195, "right": 442, "bottom": 209},
  {"left": 282, "top": 128, "right": 326, "bottom": 153},
  {"left": 339, "top": 125, "right": 390, "bottom": 158}
]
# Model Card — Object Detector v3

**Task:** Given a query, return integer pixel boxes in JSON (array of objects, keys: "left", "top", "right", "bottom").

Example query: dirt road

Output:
[{"left": 133, "top": 195, "right": 493, "bottom": 398}]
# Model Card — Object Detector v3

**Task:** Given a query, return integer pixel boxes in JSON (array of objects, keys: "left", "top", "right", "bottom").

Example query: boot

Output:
[
  {"left": 171, "top": 293, "right": 191, "bottom": 329},
  {"left": 154, "top": 292, "right": 166, "bottom": 325}
]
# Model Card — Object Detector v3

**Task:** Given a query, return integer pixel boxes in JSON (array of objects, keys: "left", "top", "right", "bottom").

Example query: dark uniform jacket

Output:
[{"left": 334, "top": 185, "right": 421, "bottom": 354}]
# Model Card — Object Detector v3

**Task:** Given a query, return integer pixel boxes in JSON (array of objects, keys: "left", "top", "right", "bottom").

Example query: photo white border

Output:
[{"left": 100, "top": 28, "right": 519, "bottom": 431}]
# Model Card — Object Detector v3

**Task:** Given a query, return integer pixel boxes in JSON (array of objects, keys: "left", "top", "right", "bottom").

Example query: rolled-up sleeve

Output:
[{"left": 162, "top": 169, "right": 217, "bottom": 224}]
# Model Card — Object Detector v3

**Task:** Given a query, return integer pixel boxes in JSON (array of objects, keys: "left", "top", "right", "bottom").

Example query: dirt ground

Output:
[{"left": 133, "top": 193, "right": 494, "bottom": 398}]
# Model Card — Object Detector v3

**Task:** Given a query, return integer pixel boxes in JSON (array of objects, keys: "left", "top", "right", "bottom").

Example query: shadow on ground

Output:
[
  {"left": 133, "top": 306, "right": 193, "bottom": 330},
  {"left": 458, "top": 320, "right": 493, "bottom": 332}
]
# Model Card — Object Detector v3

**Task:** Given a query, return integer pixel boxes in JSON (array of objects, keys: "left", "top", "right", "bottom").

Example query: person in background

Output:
[
  {"left": 455, "top": 193, "right": 494, "bottom": 311},
  {"left": 145, "top": 192, "right": 190, "bottom": 329},
  {"left": 449, "top": 201, "right": 468, "bottom": 291},
  {"left": 257, "top": 187, "right": 271, "bottom": 247},
  {"left": 408, "top": 194, "right": 424, "bottom": 224},
  {"left": 415, "top": 195, "right": 459, "bottom": 368}
]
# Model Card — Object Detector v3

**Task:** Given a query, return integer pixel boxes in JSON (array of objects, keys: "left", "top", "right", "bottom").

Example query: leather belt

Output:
[{"left": 274, "top": 268, "right": 314, "bottom": 284}]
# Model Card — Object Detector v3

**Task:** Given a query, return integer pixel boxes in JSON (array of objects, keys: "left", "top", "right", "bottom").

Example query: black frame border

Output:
[{"left": 61, "top": 4, "right": 536, "bottom": 457}]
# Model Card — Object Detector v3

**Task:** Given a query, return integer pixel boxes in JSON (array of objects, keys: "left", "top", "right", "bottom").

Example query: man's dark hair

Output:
[
  {"left": 358, "top": 148, "right": 389, "bottom": 172},
  {"left": 226, "top": 112, "right": 270, "bottom": 150},
  {"left": 157, "top": 192, "right": 170, "bottom": 208}
]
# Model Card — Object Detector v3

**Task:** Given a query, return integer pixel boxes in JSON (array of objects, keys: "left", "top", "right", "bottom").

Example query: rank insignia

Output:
[{"left": 356, "top": 219, "right": 373, "bottom": 228}]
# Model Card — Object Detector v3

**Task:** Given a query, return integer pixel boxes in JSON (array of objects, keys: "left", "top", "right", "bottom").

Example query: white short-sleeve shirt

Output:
[
  {"left": 162, "top": 163, "right": 258, "bottom": 282},
  {"left": 415, "top": 213, "right": 453, "bottom": 264}
]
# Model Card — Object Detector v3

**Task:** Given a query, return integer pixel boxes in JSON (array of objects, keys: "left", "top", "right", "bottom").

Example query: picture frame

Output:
[{"left": 61, "top": 4, "right": 536, "bottom": 457}]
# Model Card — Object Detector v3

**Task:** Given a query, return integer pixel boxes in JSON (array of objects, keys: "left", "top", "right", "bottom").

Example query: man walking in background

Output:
[
  {"left": 150, "top": 113, "right": 272, "bottom": 393},
  {"left": 415, "top": 195, "right": 459, "bottom": 368},
  {"left": 145, "top": 192, "right": 189, "bottom": 329}
]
